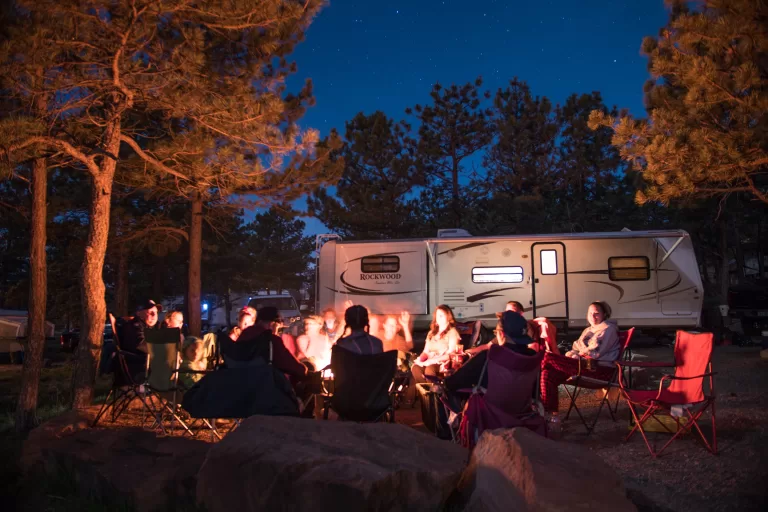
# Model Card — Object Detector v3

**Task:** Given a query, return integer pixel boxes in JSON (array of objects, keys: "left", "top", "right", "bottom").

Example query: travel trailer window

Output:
[
  {"left": 608, "top": 256, "right": 650, "bottom": 281},
  {"left": 472, "top": 266, "right": 524, "bottom": 283},
  {"left": 361, "top": 255, "right": 400, "bottom": 273},
  {"left": 540, "top": 250, "right": 558, "bottom": 275}
]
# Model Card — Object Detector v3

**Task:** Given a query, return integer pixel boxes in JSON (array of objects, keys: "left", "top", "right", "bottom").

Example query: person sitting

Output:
[
  {"left": 540, "top": 301, "right": 619, "bottom": 413},
  {"left": 229, "top": 306, "right": 256, "bottom": 342},
  {"left": 444, "top": 310, "right": 536, "bottom": 401},
  {"left": 411, "top": 305, "right": 461, "bottom": 384},
  {"left": 335, "top": 305, "right": 384, "bottom": 355},
  {"left": 163, "top": 309, "right": 184, "bottom": 329},
  {"left": 220, "top": 307, "right": 307, "bottom": 379},
  {"left": 506, "top": 300, "right": 559, "bottom": 355},
  {"left": 116, "top": 299, "right": 162, "bottom": 380},
  {"left": 321, "top": 307, "right": 344, "bottom": 344},
  {"left": 178, "top": 336, "right": 207, "bottom": 390},
  {"left": 296, "top": 315, "right": 332, "bottom": 370},
  {"left": 381, "top": 312, "right": 414, "bottom": 353}
]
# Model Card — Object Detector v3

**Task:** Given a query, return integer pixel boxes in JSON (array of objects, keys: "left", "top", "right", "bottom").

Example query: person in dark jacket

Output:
[
  {"left": 336, "top": 305, "right": 384, "bottom": 355},
  {"left": 115, "top": 299, "right": 163, "bottom": 381},
  {"left": 443, "top": 311, "right": 536, "bottom": 401},
  {"left": 220, "top": 307, "right": 307, "bottom": 379}
]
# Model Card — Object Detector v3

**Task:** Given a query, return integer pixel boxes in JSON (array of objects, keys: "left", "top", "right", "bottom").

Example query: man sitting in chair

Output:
[{"left": 444, "top": 311, "right": 536, "bottom": 404}]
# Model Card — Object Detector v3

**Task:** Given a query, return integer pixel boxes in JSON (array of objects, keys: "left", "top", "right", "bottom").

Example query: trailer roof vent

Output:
[{"left": 437, "top": 228, "right": 473, "bottom": 238}]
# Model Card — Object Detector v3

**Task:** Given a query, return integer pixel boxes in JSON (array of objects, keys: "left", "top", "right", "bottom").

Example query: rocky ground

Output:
[{"left": 1, "top": 345, "right": 766, "bottom": 511}]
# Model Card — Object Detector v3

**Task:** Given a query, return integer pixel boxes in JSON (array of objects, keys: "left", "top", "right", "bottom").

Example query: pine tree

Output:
[
  {"left": 308, "top": 111, "right": 421, "bottom": 239},
  {"left": 0, "top": 0, "right": 331, "bottom": 407},
  {"left": 556, "top": 92, "right": 623, "bottom": 232},
  {"left": 480, "top": 78, "right": 559, "bottom": 234},
  {"left": 589, "top": 0, "right": 768, "bottom": 206},
  {"left": 406, "top": 78, "right": 492, "bottom": 228}
]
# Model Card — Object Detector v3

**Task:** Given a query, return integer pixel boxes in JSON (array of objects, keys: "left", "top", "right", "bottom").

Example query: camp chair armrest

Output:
[
  {"left": 176, "top": 369, "right": 210, "bottom": 375},
  {"left": 616, "top": 360, "right": 676, "bottom": 368},
  {"left": 662, "top": 372, "right": 717, "bottom": 381}
]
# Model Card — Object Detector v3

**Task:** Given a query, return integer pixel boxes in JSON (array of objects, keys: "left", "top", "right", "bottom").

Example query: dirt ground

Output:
[{"left": 1, "top": 345, "right": 767, "bottom": 511}]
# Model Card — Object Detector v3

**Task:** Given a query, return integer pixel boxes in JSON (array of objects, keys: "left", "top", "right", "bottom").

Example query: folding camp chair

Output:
[
  {"left": 563, "top": 328, "right": 635, "bottom": 434},
  {"left": 143, "top": 328, "right": 202, "bottom": 436},
  {"left": 617, "top": 330, "right": 716, "bottom": 458},
  {"left": 458, "top": 345, "right": 546, "bottom": 449},
  {"left": 92, "top": 315, "right": 156, "bottom": 427},
  {"left": 322, "top": 347, "right": 398, "bottom": 422}
]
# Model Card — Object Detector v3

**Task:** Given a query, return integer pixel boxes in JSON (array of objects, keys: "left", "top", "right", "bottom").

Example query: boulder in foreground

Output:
[
  {"left": 454, "top": 427, "right": 636, "bottom": 512},
  {"left": 197, "top": 415, "right": 467, "bottom": 512}
]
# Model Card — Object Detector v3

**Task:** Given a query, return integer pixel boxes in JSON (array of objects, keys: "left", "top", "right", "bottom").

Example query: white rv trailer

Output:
[{"left": 315, "top": 229, "right": 703, "bottom": 333}]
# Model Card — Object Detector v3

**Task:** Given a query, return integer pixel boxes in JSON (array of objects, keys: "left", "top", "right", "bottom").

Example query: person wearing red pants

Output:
[{"left": 540, "top": 301, "right": 620, "bottom": 412}]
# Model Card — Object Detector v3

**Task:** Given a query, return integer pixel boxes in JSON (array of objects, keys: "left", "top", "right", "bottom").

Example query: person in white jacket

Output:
[
  {"left": 540, "top": 301, "right": 620, "bottom": 413},
  {"left": 565, "top": 302, "right": 620, "bottom": 361}
]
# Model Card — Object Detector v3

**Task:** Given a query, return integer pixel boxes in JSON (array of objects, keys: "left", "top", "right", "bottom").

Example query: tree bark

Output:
[
  {"left": 187, "top": 193, "right": 203, "bottom": 336},
  {"left": 114, "top": 244, "right": 129, "bottom": 316},
  {"left": 71, "top": 167, "right": 115, "bottom": 408},
  {"left": 451, "top": 157, "right": 461, "bottom": 227},
  {"left": 731, "top": 219, "right": 747, "bottom": 283},
  {"left": 14, "top": 157, "right": 47, "bottom": 432},
  {"left": 719, "top": 218, "right": 731, "bottom": 302},
  {"left": 224, "top": 289, "right": 232, "bottom": 329}
]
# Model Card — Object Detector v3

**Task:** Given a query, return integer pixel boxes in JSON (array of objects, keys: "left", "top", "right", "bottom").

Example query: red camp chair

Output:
[
  {"left": 616, "top": 330, "right": 716, "bottom": 458},
  {"left": 563, "top": 328, "right": 635, "bottom": 434}
]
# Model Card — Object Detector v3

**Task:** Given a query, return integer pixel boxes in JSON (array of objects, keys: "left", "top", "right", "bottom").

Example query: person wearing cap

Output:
[
  {"left": 115, "top": 299, "right": 162, "bottom": 380},
  {"left": 443, "top": 311, "right": 537, "bottom": 400},
  {"left": 504, "top": 300, "right": 560, "bottom": 355},
  {"left": 220, "top": 306, "right": 307, "bottom": 379}
]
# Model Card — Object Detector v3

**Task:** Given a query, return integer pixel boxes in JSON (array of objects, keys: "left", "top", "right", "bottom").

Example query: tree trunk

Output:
[
  {"left": 451, "top": 159, "right": 461, "bottom": 227},
  {"left": 114, "top": 244, "right": 129, "bottom": 316},
  {"left": 187, "top": 193, "right": 203, "bottom": 336},
  {"left": 224, "top": 290, "right": 232, "bottom": 329},
  {"left": 758, "top": 217, "right": 765, "bottom": 279},
  {"left": 14, "top": 157, "right": 47, "bottom": 432},
  {"left": 719, "top": 219, "right": 730, "bottom": 302},
  {"left": 71, "top": 169, "right": 115, "bottom": 408},
  {"left": 731, "top": 220, "right": 747, "bottom": 283}
]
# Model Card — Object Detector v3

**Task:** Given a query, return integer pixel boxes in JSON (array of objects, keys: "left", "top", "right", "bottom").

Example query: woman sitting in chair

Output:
[
  {"left": 411, "top": 305, "right": 461, "bottom": 384},
  {"left": 296, "top": 315, "right": 332, "bottom": 370},
  {"left": 540, "top": 301, "right": 619, "bottom": 412}
]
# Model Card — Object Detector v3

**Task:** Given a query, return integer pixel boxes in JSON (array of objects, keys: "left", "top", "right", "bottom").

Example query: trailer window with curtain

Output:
[
  {"left": 472, "top": 266, "right": 524, "bottom": 283},
  {"left": 361, "top": 255, "right": 400, "bottom": 273},
  {"left": 608, "top": 256, "right": 650, "bottom": 281}
]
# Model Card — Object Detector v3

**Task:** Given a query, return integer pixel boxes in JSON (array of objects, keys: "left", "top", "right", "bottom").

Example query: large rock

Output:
[
  {"left": 197, "top": 415, "right": 467, "bottom": 512},
  {"left": 23, "top": 419, "right": 210, "bottom": 512},
  {"left": 453, "top": 428, "right": 636, "bottom": 512}
]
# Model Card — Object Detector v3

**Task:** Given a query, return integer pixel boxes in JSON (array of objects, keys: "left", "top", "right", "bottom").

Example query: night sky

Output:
[{"left": 279, "top": 0, "right": 672, "bottom": 235}]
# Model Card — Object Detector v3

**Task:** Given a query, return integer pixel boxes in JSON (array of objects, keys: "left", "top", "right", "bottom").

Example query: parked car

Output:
[{"left": 60, "top": 322, "right": 114, "bottom": 352}]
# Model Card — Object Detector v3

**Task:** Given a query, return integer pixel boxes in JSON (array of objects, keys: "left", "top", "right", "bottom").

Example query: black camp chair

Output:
[
  {"left": 92, "top": 315, "right": 156, "bottom": 427},
  {"left": 322, "top": 346, "right": 398, "bottom": 423}
]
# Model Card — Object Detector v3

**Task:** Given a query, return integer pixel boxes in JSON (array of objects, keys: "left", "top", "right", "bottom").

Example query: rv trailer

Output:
[{"left": 315, "top": 229, "right": 703, "bottom": 333}]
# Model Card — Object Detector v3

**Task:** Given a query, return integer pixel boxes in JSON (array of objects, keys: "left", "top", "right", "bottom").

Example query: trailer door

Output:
[{"left": 531, "top": 242, "right": 568, "bottom": 319}]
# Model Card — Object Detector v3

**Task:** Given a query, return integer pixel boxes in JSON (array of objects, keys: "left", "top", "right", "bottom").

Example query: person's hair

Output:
[
  {"left": 237, "top": 307, "right": 255, "bottom": 321},
  {"left": 322, "top": 307, "right": 336, "bottom": 317},
  {"left": 344, "top": 305, "right": 369, "bottom": 332},
  {"left": 589, "top": 301, "right": 612, "bottom": 320},
  {"left": 506, "top": 301, "right": 525, "bottom": 312},
  {"left": 304, "top": 315, "right": 323, "bottom": 327},
  {"left": 429, "top": 304, "right": 456, "bottom": 337}
]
